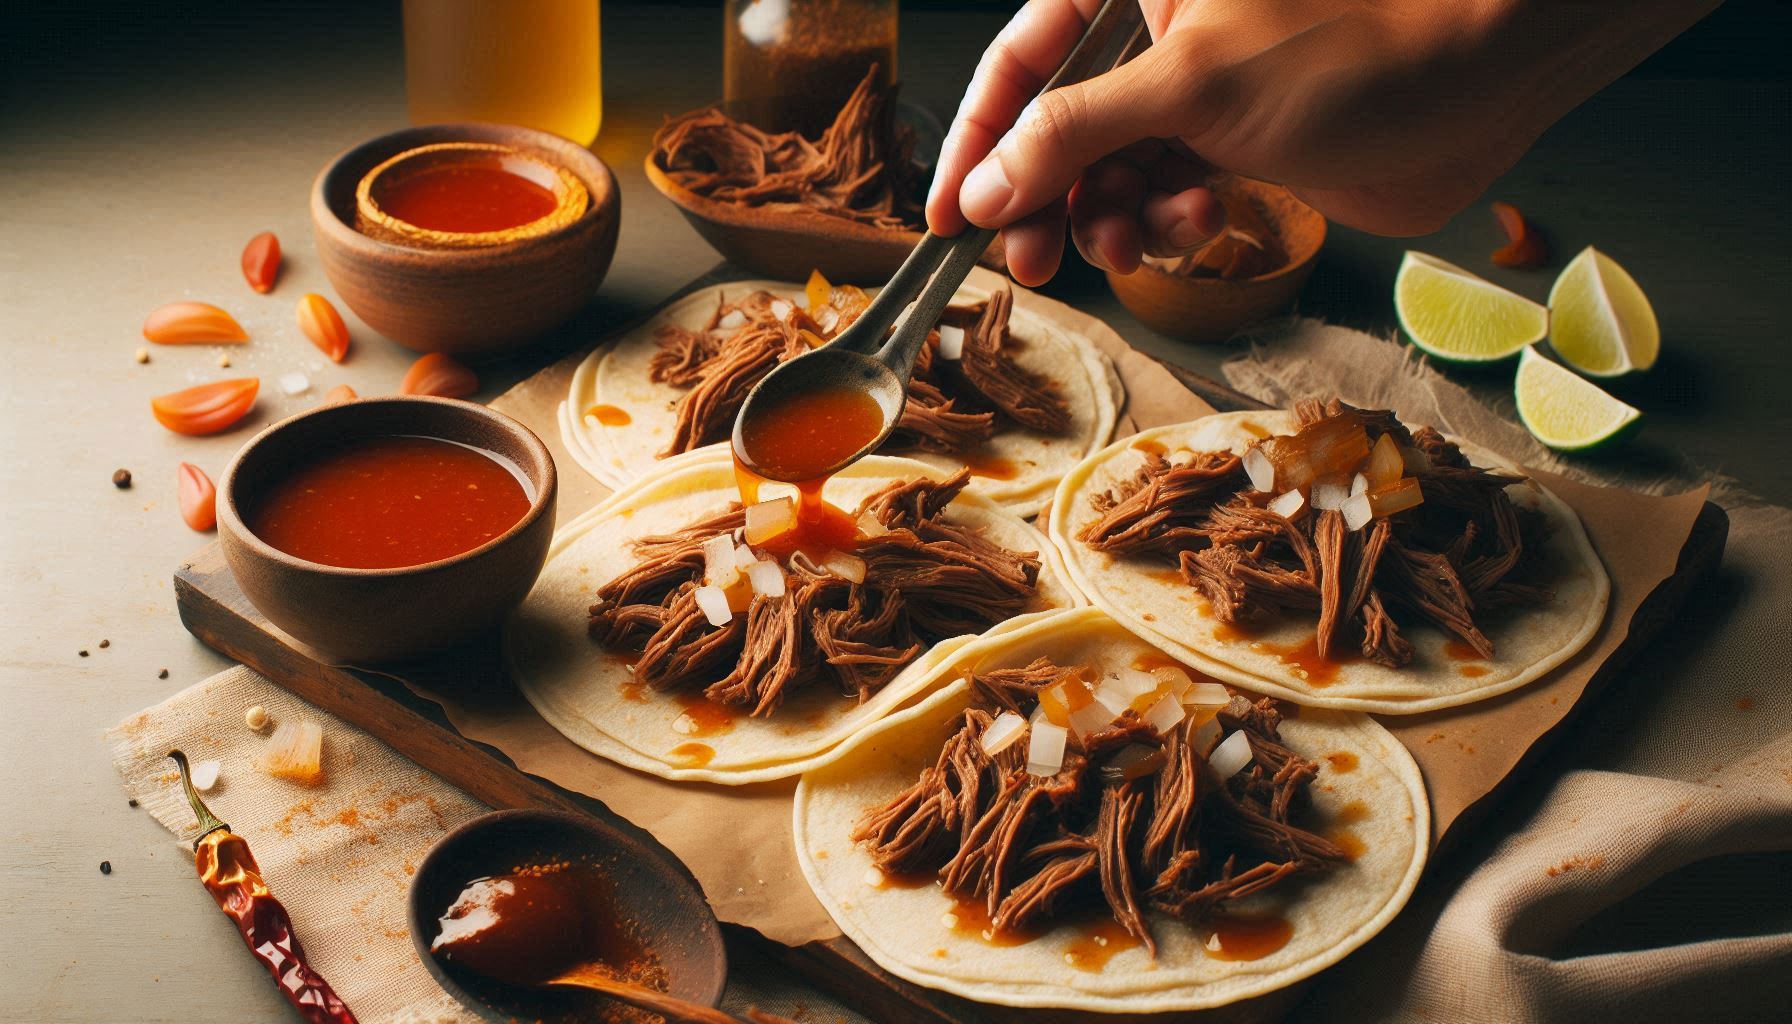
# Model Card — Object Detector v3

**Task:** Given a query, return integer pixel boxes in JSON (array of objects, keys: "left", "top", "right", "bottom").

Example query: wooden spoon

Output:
[{"left": 542, "top": 961, "right": 741, "bottom": 1023}]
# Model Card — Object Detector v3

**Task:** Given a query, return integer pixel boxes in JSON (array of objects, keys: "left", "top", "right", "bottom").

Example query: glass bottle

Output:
[
  {"left": 723, "top": 0, "right": 899, "bottom": 135},
  {"left": 404, "top": 0, "right": 604, "bottom": 146}
]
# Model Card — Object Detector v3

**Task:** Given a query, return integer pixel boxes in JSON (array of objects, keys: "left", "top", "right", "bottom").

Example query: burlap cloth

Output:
[{"left": 110, "top": 320, "right": 1790, "bottom": 1022}]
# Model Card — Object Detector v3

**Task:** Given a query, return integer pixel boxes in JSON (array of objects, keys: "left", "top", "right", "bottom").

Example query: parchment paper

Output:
[{"left": 401, "top": 268, "right": 1705, "bottom": 947}]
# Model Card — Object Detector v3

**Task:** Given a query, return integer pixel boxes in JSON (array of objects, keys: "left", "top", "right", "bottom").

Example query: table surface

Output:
[{"left": 2, "top": 2, "right": 1787, "bottom": 1020}]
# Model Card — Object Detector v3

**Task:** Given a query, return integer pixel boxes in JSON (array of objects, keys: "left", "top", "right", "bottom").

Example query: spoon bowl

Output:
[{"left": 732, "top": 347, "right": 906, "bottom": 482}]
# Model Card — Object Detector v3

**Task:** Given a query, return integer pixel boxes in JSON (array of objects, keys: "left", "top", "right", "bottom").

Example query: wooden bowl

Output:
[
  {"left": 1105, "top": 180, "right": 1326, "bottom": 343},
  {"left": 216, "top": 396, "right": 556, "bottom": 665},
  {"left": 408, "top": 808, "right": 727, "bottom": 1023},
  {"left": 311, "top": 123, "right": 620, "bottom": 359}
]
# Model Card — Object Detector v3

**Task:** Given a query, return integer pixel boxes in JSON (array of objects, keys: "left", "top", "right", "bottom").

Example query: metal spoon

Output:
[{"left": 732, "top": 0, "right": 1146, "bottom": 482}]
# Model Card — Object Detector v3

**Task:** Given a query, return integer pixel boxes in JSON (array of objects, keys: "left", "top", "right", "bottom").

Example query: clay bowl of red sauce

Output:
[
  {"left": 217, "top": 396, "right": 556, "bottom": 665},
  {"left": 311, "top": 122, "right": 620, "bottom": 359},
  {"left": 408, "top": 808, "right": 727, "bottom": 1023}
]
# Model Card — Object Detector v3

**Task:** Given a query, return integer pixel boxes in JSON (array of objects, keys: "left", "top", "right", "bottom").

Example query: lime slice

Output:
[
  {"left": 1395, "top": 251, "right": 1548, "bottom": 363},
  {"left": 1546, "top": 246, "right": 1659, "bottom": 377},
  {"left": 1514, "top": 346, "right": 1640, "bottom": 450}
]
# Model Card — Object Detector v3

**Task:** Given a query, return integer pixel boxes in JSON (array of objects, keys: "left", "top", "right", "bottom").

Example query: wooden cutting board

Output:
[{"left": 174, "top": 269, "right": 1727, "bottom": 1024}]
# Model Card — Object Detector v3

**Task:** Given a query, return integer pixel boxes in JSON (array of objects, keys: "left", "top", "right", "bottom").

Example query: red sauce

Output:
[
  {"left": 1458, "top": 664, "right": 1491, "bottom": 678},
  {"left": 1063, "top": 918, "right": 1145, "bottom": 972},
  {"left": 868, "top": 867, "right": 938, "bottom": 890},
  {"left": 1325, "top": 751, "right": 1360, "bottom": 773},
  {"left": 737, "top": 385, "right": 885, "bottom": 483},
  {"left": 672, "top": 695, "right": 738, "bottom": 738},
  {"left": 668, "top": 742, "right": 715, "bottom": 768},
  {"left": 245, "top": 435, "right": 532, "bottom": 569},
  {"left": 733, "top": 460, "right": 864, "bottom": 562},
  {"left": 1203, "top": 914, "right": 1293, "bottom": 961},
  {"left": 1132, "top": 438, "right": 1168, "bottom": 456},
  {"left": 1443, "top": 640, "right": 1485, "bottom": 662},
  {"left": 583, "top": 403, "right": 631, "bottom": 426},
  {"left": 966, "top": 453, "right": 1020, "bottom": 480},
  {"left": 945, "top": 896, "right": 1039, "bottom": 947},
  {"left": 376, "top": 159, "right": 558, "bottom": 234},
  {"left": 429, "top": 861, "right": 646, "bottom": 988},
  {"left": 1252, "top": 634, "right": 1359, "bottom": 687}
]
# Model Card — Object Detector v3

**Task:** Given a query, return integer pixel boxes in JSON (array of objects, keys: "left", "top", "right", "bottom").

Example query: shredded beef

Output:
[
  {"left": 587, "top": 470, "right": 1042, "bottom": 716},
  {"left": 1081, "top": 400, "right": 1552, "bottom": 667},
  {"left": 651, "top": 66, "right": 924, "bottom": 232},
  {"left": 854, "top": 660, "right": 1343, "bottom": 955}
]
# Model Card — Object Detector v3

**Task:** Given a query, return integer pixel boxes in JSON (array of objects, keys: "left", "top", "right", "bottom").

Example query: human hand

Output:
[{"left": 928, "top": 0, "right": 1720, "bottom": 286}]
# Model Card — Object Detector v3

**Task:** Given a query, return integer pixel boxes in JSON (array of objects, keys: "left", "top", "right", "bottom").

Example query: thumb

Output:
[{"left": 957, "top": 33, "right": 1209, "bottom": 229}]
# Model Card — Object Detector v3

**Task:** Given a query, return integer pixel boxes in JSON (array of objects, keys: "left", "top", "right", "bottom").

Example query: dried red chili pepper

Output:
[{"left": 169, "top": 750, "right": 358, "bottom": 1024}]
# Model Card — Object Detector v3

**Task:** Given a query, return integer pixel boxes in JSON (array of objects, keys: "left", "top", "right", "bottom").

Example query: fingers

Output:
[
  {"left": 927, "top": 0, "right": 1104, "bottom": 237},
  {"left": 1140, "top": 187, "right": 1224, "bottom": 257},
  {"left": 1068, "top": 144, "right": 1224, "bottom": 271},
  {"left": 1069, "top": 157, "right": 1146, "bottom": 274},
  {"left": 958, "top": 37, "right": 1198, "bottom": 230},
  {"left": 1000, "top": 197, "right": 1070, "bottom": 287}
]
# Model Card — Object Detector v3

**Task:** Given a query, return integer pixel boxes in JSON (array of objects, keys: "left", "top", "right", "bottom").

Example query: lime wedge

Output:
[
  {"left": 1546, "top": 246, "right": 1659, "bottom": 377},
  {"left": 1395, "top": 252, "right": 1548, "bottom": 363},
  {"left": 1514, "top": 346, "right": 1640, "bottom": 450}
]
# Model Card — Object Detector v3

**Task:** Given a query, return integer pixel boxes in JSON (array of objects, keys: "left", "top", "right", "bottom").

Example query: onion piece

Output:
[
  {"left": 1399, "top": 442, "right": 1431, "bottom": 476},
  {"left": 792, "top": 291, "right": 810, "bottom": 310},
  {"left": 1184, "top": 681, "right": 1231, "bottom": 708},
  {"left": 694, "top": 584, "right": 734, "bottom": 626},
  {"left": 747, "top": 559, "right": 787, "bottom": 597},
  {"left": 855, "top": 511, "right": 889, "bottom": 539},
  {"left": 1342, "top": 492, "right": 1374, "bottom": 531},
  {"left": 702, "top": 533, "right": 739, "bottom": 589},
  {"left": 1069, "top": 701, "right": 1114, "bottom": 739},
  {"left": 1098, "top": 743, "right": 1166, "bottom": 784},
  {"left": 1268, "top": 489, "right": 1305, "bottom": 520},
  {"left": 1025, "top": 721, "right": 1068, "bottom": 776},
  {"left": 189, "top": 758, "right": 222, "bottom": 792},
  {"left": 1148, "top": 664, "right": 1192, "bottom": 699},
  {"left": 769, "top": 299, "right": 794, "bottom": 321},
  {"left": 821, "top": 550, "right": 867, "bottom": 583},
  {"left": 1189, "top": 714, "right": 1223, "bottom": 756},
  {"left": 936, "top": 324, "right": 965, "bottom": 360},
  {"left": 816, "top": 308, "right": 840, "bottom": 334},
  {"left": 733, "top": 543, "right": 759, "bottom": 571},
  {"left": 1351, "top": 472, "right": 1369, "bottom": 498},
  {"left": 278, "top": 372, "right": 310, "bottom": 396},
  {"left": 717, "top": 309, "right": 748, "bottom": 330},
  {"left": 980, "top": 711, "right": 1028, "bottom": 756},
  {"left": 1368, "top": 476, "right": 1425, "bottom": 518},
  {"left": 258, "top": 719, "right": 324, "bottom": 786},
  {"left": 1366, "top": 433, "right": 1404, "bottom": 487},
  {"left": 744, "top": 496, "right": 796, "bottom": 544},
  {"left": 1141, "top": 693, "right": 1186, "bottom": 735},
  {"left": 1311, "top": 475, "right": 1351, "bottom": 511},
  {"left": 1243, "top": 446, "right": 1275, "bottom": 492},
  {"left": 1208, "top": 729, "right": 1253, "bottom": 779}
]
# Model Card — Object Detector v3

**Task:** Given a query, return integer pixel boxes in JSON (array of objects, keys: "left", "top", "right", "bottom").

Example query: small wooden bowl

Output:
[
  {"left": 216, "top": 396, "right": 556, "bottom": 665},
  {"left": 312, "top": 123, "right": 620, "bottom": 359},
  {"left": 408, "top": 808, "right": 727, "bottom": 1023},
  {"left": 1106, "top": 180, "right": 1326, "bottom": 344}
]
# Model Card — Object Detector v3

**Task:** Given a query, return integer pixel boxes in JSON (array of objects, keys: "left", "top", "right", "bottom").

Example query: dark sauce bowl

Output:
[
  {"left": 215, "top": 396, "right": 556, "bottom": 665},
  {"left": 408, "top": 808, "right": 727, "bottom": 1022}
]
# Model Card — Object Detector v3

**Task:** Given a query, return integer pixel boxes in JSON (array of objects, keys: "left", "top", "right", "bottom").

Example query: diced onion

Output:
[
  {"left": 1184, "top": 681, "right": 1231, "bottom": 708},
  {"left": 856, "top": 512, "right": 889, "bottom": 539},
  {"left": 1399, "top": 443, "right": 1431, "bottom": 476},
  {"left": 1311, "top": 475, "right": 1351, "bottom": 511},
  {"left": 1268, "top": 489, "right": 1305, "bottom": 520},
  {"left": 1367, "top": 476, "right": 1425, "bottom": 518},
  {"left": 1095, "top": 668, "right": 1154, "bottom": 718},
  {"left": 717, "top": 309, "right": 748, "bottom": 330},
  {"left": 1208, "top": 729, "right": 1254, "bottom": 779},
  {"left": 1351, "top": 472, "right": 1369, "bottom": 498},
  {"left": 816, "top": 308, "right": 840, "bottom": 334},
  {"left": 748, "top": 559, "right": 787, "bottom": 597},
  {"left": 769, "top": 299, "right": 794, "bottom": 321},
  {"left": 821, "top": 550, "right": 867, "bottom": 584},
  {"left": 1366, "top": 433, "right": 1404, "bottom": 487},
  {"left": 1025, "top": 721, "right": 1068, "bottom": 776},
  {"left": 278, "top": 372, "right": 310, "bottom": 396},
  {"left": 1342, "top": 492, "right": 1374, "bottom": 531},
  {"left": 936, "top": 325, "right": 966, "bottom": 360},
  {"left": 1069, "top": 701, "right": 1114, "bottom": 739},
  {"left": 981, "top": 711, "right": 1028, "bottom": 756},
  {"left": 1148, "top": 664, "right": 1192, "bottom": 698},
  {"left": 744, "top": 496, "right": 797, "bottom": 544},
  {"left": 792, "top": 291, "right": 810, "bottom": 310},
  {"left": 694, "top": 584, "right": 734, "bottom": 626},
  {"left": 702, "top": 533, "right": 739, "bottom": 589},
  {"left": 734, "top": 543, "right": 759, "bottom": 570},
  {"left": 190, "top": 758, "right": 221, "bottom": 792},
  {"left": 1142, "top": 693, "right": 1186, "bottom": 735},
  {"left": 1190, "top": 715, "right": 1223, "bottom": 755},
  {"left": 1243, "top": 446, "right": 1276, "bottom": 492}
]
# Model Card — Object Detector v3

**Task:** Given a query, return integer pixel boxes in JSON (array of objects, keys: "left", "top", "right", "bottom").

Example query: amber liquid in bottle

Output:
[
  {"left": 723, "top": 0, "right": 897, "bottom": 135},
  {"left": 404, "top": 0, "right": 604, "bottom": 146}
]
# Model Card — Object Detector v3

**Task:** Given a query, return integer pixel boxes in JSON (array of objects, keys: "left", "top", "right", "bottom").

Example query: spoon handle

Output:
[
  {"left": 860, "top": 0, "right": 1147, "bottom": 380},
  {"left": 548, "top": 964, "right": 741, "bottom": 1023}
]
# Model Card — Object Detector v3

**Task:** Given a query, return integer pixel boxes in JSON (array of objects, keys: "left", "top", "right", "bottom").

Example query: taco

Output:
[
  {"left": 794, "top": 607, "right": 1427, "bottom": 1011},
  {"left": 1048, "top": 402, "right": 1609, "bottom": 713},
  {"left": 506, "top": 448, "right": 1082, "bottom": 784},
  {"left": 558, "top": 269, "right": 1120, "bottom": 516}
]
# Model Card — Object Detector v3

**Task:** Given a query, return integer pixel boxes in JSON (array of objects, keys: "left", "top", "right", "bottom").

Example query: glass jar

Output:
[
  {"left": 403, "top": 0, "right": 604, "bottom": 146},
  {"left": 723, "top": 0, "right": 898, "bottom": 135}
]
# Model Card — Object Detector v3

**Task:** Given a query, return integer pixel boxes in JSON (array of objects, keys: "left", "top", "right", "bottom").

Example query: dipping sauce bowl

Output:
[{"left": 216, "top": 396, "right": 556, "bottom": 665}]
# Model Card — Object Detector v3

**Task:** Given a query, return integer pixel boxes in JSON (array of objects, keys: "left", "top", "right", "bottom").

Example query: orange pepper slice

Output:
[
  {"left": 177, "top": 463, "right": 218, "bottom": 532},
  {"left": 143, "top": 302, "right": 248, "bottom": 344},
  {"left": 296, "top": 293, "right": 350, "bottom": 363},
  {"left": 322, "top": 383, "right": 357, "bottom": 404},
  {"left": 1490, "top": 201, "right": 1548, "bottom": 269},
  {"left": 151, "top": 378, "right": 259, "bottom": 435},
  {"left": 241, "top": 232, "right": 281, "bottom": 294},
  {"left": 400, "top": 352, "right": 478, "bottom": 398}
]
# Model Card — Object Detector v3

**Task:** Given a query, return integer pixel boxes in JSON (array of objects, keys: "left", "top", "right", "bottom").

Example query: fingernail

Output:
[
  {"left": 1167, "top": 216, "right": 1214, "bottom": 250},
  {"left": 960, "top": 158, "right": 1014, "bottom": 224}
]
